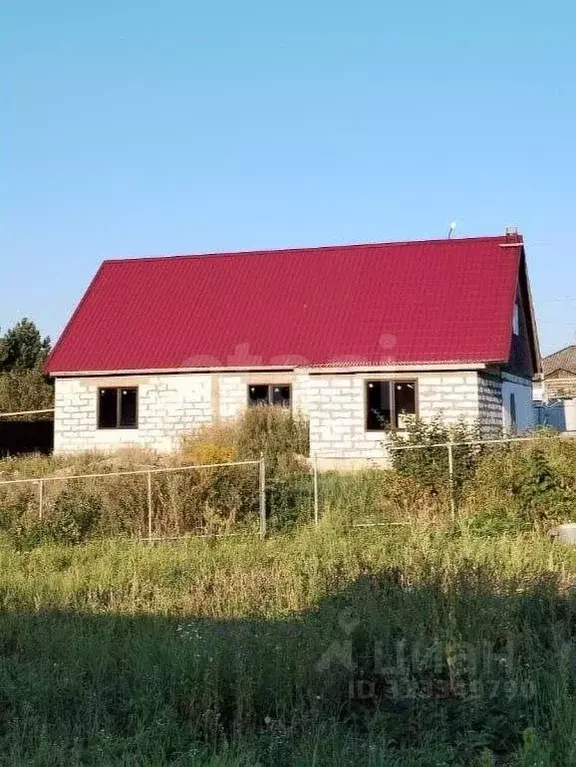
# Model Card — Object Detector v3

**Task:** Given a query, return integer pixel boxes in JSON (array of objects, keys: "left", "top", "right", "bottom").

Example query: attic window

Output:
[
  {"left": 366, "top": 380, "right": 417, "bottom": 431},
  {"left": 248, "top": 384, "right": 291, "bottom": 408},
  {"left": 513, "top": 302, "right": 520, "bottom": 336},
  {"left": 98, "top": 387, "right": 138, "bottom": 429}
]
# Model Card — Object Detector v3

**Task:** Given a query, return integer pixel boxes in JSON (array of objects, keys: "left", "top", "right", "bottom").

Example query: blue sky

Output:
[{"left": 2, "top": 0, "right": 574, "bottom": 355}]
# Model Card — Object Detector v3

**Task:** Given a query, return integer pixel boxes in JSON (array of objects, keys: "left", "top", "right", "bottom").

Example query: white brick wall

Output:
[
  {"left": 54, "top": 374, "right": 212, "bottom": 453},
  {"left": 307, "top": 372, "right": 483, "bottom": 462},
  {"left": 218, "top": 376, "right": 247, "bottom": 419},
  {"left": 54, "top": 368, "right": 510, "bottom": 460},
  {"left": 54, "top": 372, "right": 307, "bottom": 455},
  {"left": 307, "top": 376, "right": 383, "bottom": 460},
  {"left": 217, "top": 374, "right": 310, "bottom": 419},
  {"left": 417, "top": 373, "right": 480, "bottom": 424}
]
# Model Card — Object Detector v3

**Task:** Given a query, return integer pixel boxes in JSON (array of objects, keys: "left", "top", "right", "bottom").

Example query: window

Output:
[
  {"left": 248, "top": 384, "right": 291, "bottom": 408},
  {"left": 366, "top": 380, "right": 391, "bottom": 430},
  {"left": 366, "top": 380, "right": 416, "bottom": 431},
  {"left": 98, "top": 387, "right": 138, "bottom": 429},
  {"left": 513, "top": 302, "right": 520, "bottom": 335},
  {"left": 394, "top": 381, "right": 417, "bottom": 429}
]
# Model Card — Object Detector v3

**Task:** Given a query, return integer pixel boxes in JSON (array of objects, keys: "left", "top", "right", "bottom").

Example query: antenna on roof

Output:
[{"left": 447, "top": 220, "right": 457, "bottom": 239}]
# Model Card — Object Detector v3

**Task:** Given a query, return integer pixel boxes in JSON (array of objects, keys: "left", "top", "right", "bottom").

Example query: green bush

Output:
[
  {"left": 235, "top": 407, "right": 311, "bottom": 530},
  {"left": 46, "top": 483, "right": 102, "bottom": 545},
  {"left": 182, "top": 406, "right": 311, "bottom": 531},
  {"left": 235, "top": 405, "right": 309, "bottom": 468},
  {"left": 152, "top": 464, "right": 260, "bottom": 536},
  {"left": 463, "top": 436, "right": 576, "bottom": 534},
  {"left": 387, "top": 417, "right": 483, "bottom": 505}
]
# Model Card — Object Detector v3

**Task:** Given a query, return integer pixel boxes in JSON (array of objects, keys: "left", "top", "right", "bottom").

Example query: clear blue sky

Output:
[{"left": 2, "top": 0, "right": 574, "bottom": 355}]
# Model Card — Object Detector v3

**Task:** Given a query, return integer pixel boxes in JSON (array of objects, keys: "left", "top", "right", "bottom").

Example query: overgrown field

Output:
[
  {"left": 1, "top": 524, "right": 576, "bottom": 765},
  {"left": 1, "top": 417, "right": 575, "bottom": 763},
  {"left": 0, "top": 412, "right": 575, "bottom": 546}
]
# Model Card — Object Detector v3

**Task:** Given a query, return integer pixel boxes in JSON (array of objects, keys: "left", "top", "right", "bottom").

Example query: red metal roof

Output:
[{"left": 46, "top": 235, "right": 525, "bottom": 374}]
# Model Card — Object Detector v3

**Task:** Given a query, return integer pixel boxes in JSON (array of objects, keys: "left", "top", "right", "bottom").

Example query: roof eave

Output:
[{"left": 48, "top": 361, "right": 491, "bottom": 377}]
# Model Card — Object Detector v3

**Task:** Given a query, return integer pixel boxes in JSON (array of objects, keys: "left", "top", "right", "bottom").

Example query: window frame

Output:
[
  {"left": 247, "top": 383, "right": 292, "bottom": 409},
  {"left": 364, "top": 379, "right": 418, "bottom": 432},
  {"left": 97, "top": 387, "right": 139, "bottom": 430}
]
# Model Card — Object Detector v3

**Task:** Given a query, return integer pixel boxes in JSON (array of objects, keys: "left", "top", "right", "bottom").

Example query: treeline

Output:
[{"left": 0, "top": 319, "right": 53, "bottom": 415}]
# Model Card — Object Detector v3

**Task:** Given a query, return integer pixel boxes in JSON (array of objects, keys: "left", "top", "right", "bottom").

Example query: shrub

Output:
[
  {"left": 236, "top": 407, "right": 310, "bottom": 529},
  {"left": 181, "top": 421, "right": 239, "bottom": 465},
  {"left": 181, "top": 407, "right": 311, "bottom": 531},
  {"left": 387, "top": 417, "right": 483, "bottom": 506},
  {"left": 152, "top": 465, "right": 260, "bottom": 536},
  {"left": 45, "top": 483, "right": 103, "bottom": 544},
  {"left": 462, "top": 435, "right": 576, "bottom": 534},
  {"left": 0, "top": 487, "right": 35, "bottom": 531},
  {"left": 235, "top": 406, "right": 309, "bottom": 468},
  {"left": 182, "top": 407, "right": 309, "bottom": 469}
]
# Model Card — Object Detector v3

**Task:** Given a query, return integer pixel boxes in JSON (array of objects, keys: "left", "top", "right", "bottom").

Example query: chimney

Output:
[{"left": 505, "top": 225, "right": 519, "bottom": 236}]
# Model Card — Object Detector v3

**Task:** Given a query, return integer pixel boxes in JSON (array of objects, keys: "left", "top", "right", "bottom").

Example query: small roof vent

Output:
[{"left": 505, "top": 225, "right": 518, "bottom": 236}]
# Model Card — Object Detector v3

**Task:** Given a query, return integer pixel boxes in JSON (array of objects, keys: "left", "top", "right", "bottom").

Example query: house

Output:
[
  {"left": 533, "top": 344, "right": 576, "bottom": 433},
  {"left": 45, "top": 230, "right": 541, "bottom": 466},
  {"left": 534, "top": 344, "right": 576, "bottom": 401}
]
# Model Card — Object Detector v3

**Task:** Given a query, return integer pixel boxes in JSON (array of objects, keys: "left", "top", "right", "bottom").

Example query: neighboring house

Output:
[
  {"left": 534, "top": 345, "right": 576, "bottom": 400},
  {"left": 533, "top": 344, "right": 576, "bottom": 433},
  {"left": 45, "top": 231, "right": 541, "bottom": 466}
]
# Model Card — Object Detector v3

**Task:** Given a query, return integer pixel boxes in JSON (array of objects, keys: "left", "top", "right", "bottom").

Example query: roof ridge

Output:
[
  {"left": 543, "top": 344, "right": 576, "bottom": 359},
  {"left": 101, "top": 234, "right": 513, "bottom": 266}
]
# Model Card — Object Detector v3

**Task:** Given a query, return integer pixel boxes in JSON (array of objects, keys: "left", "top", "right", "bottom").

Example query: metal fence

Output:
[
  {"left": 309, "top": 433, "right": 576, "bottom": 528},
  {"left": 0, "top": 457, "right": 265, "bottom": 541},
  {"left": 0, "top": 434, "right": 573, "bottom": 542},
  {"left": 388, "top": 435, "right": 546, "bottom": 520}
]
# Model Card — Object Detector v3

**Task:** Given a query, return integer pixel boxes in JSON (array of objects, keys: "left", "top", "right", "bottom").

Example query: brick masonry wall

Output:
[
  {"left": 307, "top": 375, "right": 381, "bottom": 460},
  {"left": 307, "top": 372, "right": 482, "bottom": 462},
  {"left": 54, "top": 374, "right": 212, "bottom": 453},
  {"left": 417, "top": 373, "right": 480, "bottom": 424},
  {"left": 54, "top": 369, "right": 493, "bottom": 460},
  {"left": 218, "top": 376, "right": 247, "bottom": 419},
  {"left": 477, "top": 373, "right": 504, "bottom": 437},
  {"left": 217, "top": 373, "right": 308, "bottom": 419}
]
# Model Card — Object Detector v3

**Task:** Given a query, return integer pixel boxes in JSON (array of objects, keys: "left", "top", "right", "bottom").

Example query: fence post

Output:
[
  {"left": 259, "top": 452, "right": 266, "bottom": 539},
  {"left": 38, "top": 479, "right": 44, "bottom": 521},
  {"left": 146, "top": 471, "right": 153, "bottom": 543},
  {"left": 447, "top": 443, "right": 456, "bottom": 521},
  {"left": 313, "top": 454, "right": 319, "bottom": 525}
]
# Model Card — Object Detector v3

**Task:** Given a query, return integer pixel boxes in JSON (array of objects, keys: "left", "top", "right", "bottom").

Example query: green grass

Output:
[
  {"left": 1, "top": 523, "right": 576, "bottom": 765},
  {"left": 1, "top": 424, "right": 574, "bottom": 762}
]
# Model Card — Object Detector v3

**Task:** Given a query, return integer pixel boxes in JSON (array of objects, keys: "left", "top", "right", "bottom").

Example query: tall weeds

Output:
[{"left": 0, "top": 525, "right": 576, "bottom": 763}]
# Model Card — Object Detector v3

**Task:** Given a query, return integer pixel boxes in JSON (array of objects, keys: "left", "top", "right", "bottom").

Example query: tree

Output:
[
  {"left": 0, "top": 318, "right": 51, "bottom": 373},
  {"left": 0, "top": 368, "right": 54, "bottom": 414},
  {"left": 0, "top": 319, "right": 53, "bottom": 415}
]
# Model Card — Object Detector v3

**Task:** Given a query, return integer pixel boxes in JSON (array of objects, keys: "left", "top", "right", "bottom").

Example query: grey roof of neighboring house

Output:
[{"left": 542, "top": 345, "right": 576, "bottom": 377}]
